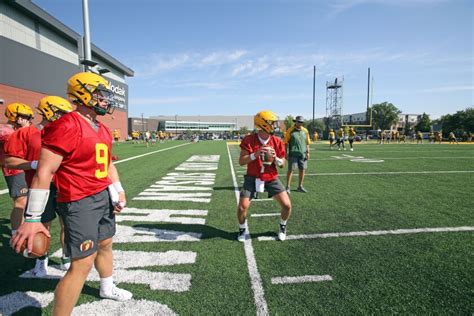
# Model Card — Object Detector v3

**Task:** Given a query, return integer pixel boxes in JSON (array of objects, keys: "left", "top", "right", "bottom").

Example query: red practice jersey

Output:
[
  {"left": 240, "top": 133, "right": 286, "bottom": 182},
  {"left": 42, "top": 112, "right": 112, "bottom": 202},
  {"left": 1, "top": 140, "right": 23, "bottom": 177},
  {"left": 3, "top": 125, "right": 41, "bottom": 185}
]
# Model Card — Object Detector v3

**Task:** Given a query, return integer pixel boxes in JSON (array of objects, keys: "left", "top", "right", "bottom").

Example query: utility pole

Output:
[{"left": 312, "top": 65, "right": 316, "bottom": 127}]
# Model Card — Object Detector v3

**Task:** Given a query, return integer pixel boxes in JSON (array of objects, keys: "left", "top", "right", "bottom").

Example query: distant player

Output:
[
  {"left": 113, "top": 129, "right": 120, "bottom": 143},
  {"left": 328, "top": 128, "right": 335, "bottom": 149},
  {"left": 448, "top": 131, "right": 459, "bottom": 144},
  {"left": 237, "top": 110, "right": 291, "bottom": 242},
  {"left": 348, "top": 127, "right": 356, "bottom": 151},
  {"left": 336, "top": 127, "right": 345, "bottom": 150},
  {"left": 313, "top": 131, "right": 318, "bottom": 142},
  {"left": 428, "top": 132, "right": 434, "bottom": 144},
  {"left": 416, "top": 131, "right": 423, "bottom": 144}
]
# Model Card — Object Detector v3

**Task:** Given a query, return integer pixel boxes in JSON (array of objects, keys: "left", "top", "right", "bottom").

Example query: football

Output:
[
  {"left": 20, "top": 232, "right": 50, "bottom": 258},
  {"left": 261, "top": 146, "right": 275, "bottom": 165}
]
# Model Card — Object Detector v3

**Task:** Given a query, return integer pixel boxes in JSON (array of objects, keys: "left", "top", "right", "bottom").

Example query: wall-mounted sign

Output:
[{"left": 107, "top": 78, "right": 128, "bottom": 110}]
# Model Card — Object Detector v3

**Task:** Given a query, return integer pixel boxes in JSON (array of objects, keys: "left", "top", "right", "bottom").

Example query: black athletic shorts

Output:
[{"left": 57, "top": 189, "right": 115, "bottom": 259}]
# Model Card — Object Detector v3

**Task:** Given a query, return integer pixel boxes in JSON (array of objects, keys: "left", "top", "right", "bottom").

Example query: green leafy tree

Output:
[
  {"left": 305, "top": 120, "right": 325, "bottom": 134},
  {"left": 416, "top": 112, "right": 431, "bottom": 132},
  {"left": 283, "top": 115, "right": 295, "bottom": 131},
  {"left": 371, "top": 102, "right": 401, "bottom": 130},
  {"left": 439, "top": 108, "right": 474, "bottom": 134},
  {"left": 239, "top": 126, "right": 249, "bottom": 135}
]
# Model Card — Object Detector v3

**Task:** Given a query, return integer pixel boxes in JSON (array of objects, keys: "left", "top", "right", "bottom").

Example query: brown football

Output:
[
  {"left": 20, "top": 232, "right": 50, "bottom": 258},
  {"left": 261, "top": 147, "right": 275, "bottom": 165}
]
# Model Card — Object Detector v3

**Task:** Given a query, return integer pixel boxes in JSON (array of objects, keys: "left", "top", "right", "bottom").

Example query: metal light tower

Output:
[{"left": 325, "top": 77, "right": 344, "bottom": 129}]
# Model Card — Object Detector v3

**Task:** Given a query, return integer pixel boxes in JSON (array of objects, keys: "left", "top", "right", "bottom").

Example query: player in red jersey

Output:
[
  {"left": 11, "top": 72, "right": 132, "bottom": 315},
  {"left": 237, "top": 110, "right": 292, "bottom": 241},
  {"left": 1, "top": 105, "right": 29, "bottom": 241}
]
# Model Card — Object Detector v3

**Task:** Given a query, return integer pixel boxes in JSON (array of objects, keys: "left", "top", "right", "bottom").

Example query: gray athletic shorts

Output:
[
  {"left": 288, "top": 156, "right": 307, "bottom": 171},
  {"left": 57, "top": 189, "right": 115, "bottom": 259},
  {"left": 4, "top": 173, "right": 28, "bottom": 199},
  {"left": 240, "top": 175, "right": 285, "bottom": 200}
]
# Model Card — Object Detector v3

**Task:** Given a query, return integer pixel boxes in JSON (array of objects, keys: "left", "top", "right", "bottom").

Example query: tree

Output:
[
  {"left": 239, "top": 126, "right": 249, "bottom": 135},
  {"left": 283, "top": 115, "right": 295, "bottom": 131},
  {"left": 305, "top": 120, "right": 325, "bottom": 134},
  {"left": 371, "top": 102, "right": 401, "bottom": 130},
  {"left": 439, "top": 107, "right": 474, "bottom": 135},
  {"left": 416, "top": 112, "right": 431, "bottom": 132}
]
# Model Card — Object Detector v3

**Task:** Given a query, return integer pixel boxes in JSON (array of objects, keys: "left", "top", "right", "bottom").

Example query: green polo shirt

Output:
[{"left": 284, "top": 126, "right": 310, "bottom": 158}]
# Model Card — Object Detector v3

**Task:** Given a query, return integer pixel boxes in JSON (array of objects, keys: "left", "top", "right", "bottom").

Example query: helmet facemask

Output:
[{"left": 76, "top": 80, "right": 115, "bottom": 116}]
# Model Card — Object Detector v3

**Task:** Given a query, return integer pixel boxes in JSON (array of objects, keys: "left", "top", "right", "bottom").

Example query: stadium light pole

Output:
[
  {"left": 312, "top": 65, "right": 316, "bottom": 128},
  {"left": 81, "top": 0, "right": 92, "bottom": 71}
]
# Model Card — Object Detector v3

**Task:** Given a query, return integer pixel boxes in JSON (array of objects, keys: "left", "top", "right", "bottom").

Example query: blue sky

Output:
[{"left": 34, "top": 0, "right": 472, "bottom": 119}]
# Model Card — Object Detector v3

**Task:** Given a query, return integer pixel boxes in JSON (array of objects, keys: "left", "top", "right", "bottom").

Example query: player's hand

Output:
[
  {"left": 305, "top": 152, "right": 310, "bottom": 160},
  {"left": 114, "top": 191, "right": 127, "bottom": 214},
  {"left": 11, "top": 222, "right": 50, "bottom": 254},
  {"left": 265, "top": 147, "right": 276, "bottom": 157}
]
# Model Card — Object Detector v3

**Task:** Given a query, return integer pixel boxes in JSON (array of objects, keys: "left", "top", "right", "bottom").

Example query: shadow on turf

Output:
[
  {"left": 132, "top": 222, "right": 275, "bottom": 241},
  {"left": 0, "top": 219, "right": 104, "bottom": 313}
]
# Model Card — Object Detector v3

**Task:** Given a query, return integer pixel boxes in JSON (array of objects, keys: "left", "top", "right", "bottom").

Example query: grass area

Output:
[{"left": 0, "top": 140, "right": 472, "bottom": 314}]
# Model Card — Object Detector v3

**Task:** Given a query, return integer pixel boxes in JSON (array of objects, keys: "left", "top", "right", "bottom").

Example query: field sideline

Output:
[{"left": 0, "top": 140, "right": 472, "bottom": 314}]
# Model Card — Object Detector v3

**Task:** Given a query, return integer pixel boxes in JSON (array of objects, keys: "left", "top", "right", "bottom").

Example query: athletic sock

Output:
[
  {"left": 280, "top": 219, "right": 288, "bottom": 226},
  {"left": 100, "top": 276, "right": 114, "bottom": 293},
  {"left": 239, "top": 220, "right": 247, "bottom": 229}
]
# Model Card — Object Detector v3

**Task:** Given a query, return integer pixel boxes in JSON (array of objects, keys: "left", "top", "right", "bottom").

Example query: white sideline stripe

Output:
[
  {"left": 258, "top": 226, "right": 474, "bottom": 241},
  {"left": 251, "top": 213, "right": 280, "bottom": 217},
  {"left": 302, "top": 170, "right": 474, "bottom": 176},
  {"left": 0, "top": 189, "right": 8, "bottom": 195},
  {"left": 312, "top": 156, "right": 474, "bottom": 161},
  {"left": 271, "top": 275, "right": 333, "bottom": 284},
  {"left": 227, "top": 143, "right": 268, "bottom": 316},
  {"left": 114, "top": 143, "right": 191, "bottom": 164}
]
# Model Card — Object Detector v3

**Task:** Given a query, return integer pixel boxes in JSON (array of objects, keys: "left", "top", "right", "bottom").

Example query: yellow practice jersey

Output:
[
  {"left": 349, "top": 129, "right": 356, "bottom": 137},
  {"left": 329, "top": 131, "right": 335, "bottom": 139}
]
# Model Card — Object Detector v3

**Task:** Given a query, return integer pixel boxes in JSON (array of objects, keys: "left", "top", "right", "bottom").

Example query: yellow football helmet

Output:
[
  {"left": 67, "top": 72, "right": 114, "bottom": 115},
  {"left": 254, "top": 110, "right": 279, "bottom": 134},
  {"left": 37, "top": 96, "right": 73, "bottom": 122},
  {"left": 4, "top": 102, "right": 34, "bottom": 122}
]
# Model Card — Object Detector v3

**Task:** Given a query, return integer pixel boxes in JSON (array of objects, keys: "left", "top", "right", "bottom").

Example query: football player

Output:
[
  {"left": 237, "top": 110, "right": 291, "bottom": 242},
  {"left": 448, "top": 131, "right": 459, "bottom": 144},
  {"left": 3, "top": 102, "right": 53, "bottom": 276},
  {"left": 336, "top": 127, "right": 345, "bottom": 150},
  {"left": 328, "top": 128, "right": 335, "bottom": 149},
  {"left": 348, "top": 127, "right": 356, "bottom": 151},
  {"left": 1, "top": 106, "right": 28, "bottom": 248},
  {"left": 11, "top": 72, "right": 132, "bottom": 315},
  {"left": 416, "top": 131, "right": 423, "bottom": 144}
]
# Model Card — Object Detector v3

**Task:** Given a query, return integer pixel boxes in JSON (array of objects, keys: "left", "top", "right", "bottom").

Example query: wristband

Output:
[
  {"left": 250, "top": 153, "right": 256, "bottom": 161},
  {"left": 113, "top": 181, "right": 124, "bottom": 193},
  {"left": 275, "top": 157, "right": 284, "bottom": 167},
  {"left": 30, "top": 160, "right": 38, "bottom": 170},
  {"left": 25, "top": 189, "right": 49, "bottom": 220}
]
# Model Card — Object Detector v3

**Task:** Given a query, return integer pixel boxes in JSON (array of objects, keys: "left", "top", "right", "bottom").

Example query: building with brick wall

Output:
[{"left": 0, "top": 0, "right": 133, "bottom": 139}]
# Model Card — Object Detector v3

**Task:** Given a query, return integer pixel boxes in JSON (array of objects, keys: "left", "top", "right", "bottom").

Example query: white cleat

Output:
[
  {"left": 33, "top": 257, "right": 48, "bottom": 277},
  {"left": 237, "top": 227, "right": 247, "bottom": 242},
  {"left": 350, "top": 148, "right": 354, "bottom": 151},
  {"left": 100, "top": 284, "right": 133, "bottom": 301},
  {"left": 278, "top": 224, "right": 287, "bottom": 241}
]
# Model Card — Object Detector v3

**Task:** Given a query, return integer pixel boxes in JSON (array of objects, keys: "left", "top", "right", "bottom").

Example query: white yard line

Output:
[
  {"left": 0, "top": 188, "right": 8, "bottom": 195},
  {"left": 271, "top": 275, "right": 333, "bottom": 284},
  {"left": 258, "top": 226, "right": 474, "bottom": 241},
  {"left": 311, "top": 156, "right": 474, "bottom": 161},
  {"left": 114, "top": 143, "right": 191, "bottom": 164},
  {"left": 299, "top": 170, "right": 474, "bottom": 176},
  {"left": 251, "top": 213, "right": 280, "bottom": 217},
  {"left": 227, "top": 143, "right": 269, "bottom": 316}
]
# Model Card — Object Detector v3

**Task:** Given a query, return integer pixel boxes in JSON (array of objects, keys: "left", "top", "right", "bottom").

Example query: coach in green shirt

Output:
[{"left": 284, "top": 116, "right": 311, "bottom": 193}]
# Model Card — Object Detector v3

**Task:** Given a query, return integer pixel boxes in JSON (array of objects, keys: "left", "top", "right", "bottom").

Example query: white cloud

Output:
[{"left": 199, "top": 50, "right": 248, "bottom": 66}]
